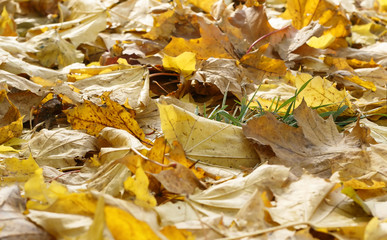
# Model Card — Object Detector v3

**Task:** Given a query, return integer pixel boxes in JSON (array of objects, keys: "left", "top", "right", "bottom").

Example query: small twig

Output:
[
  {"left": 131, "top": 148, "right": 176, "bottom": 168},
  {"left": 152, "top": 81, "right": 169, "bottom": 94},
  {"left": 184, "top": 198, "right": 227, "bottom": 239},
  {"left": 149, "top": 73, "right": 179, "bottom": 78},
  {"left": 58, "top": 166, "right": 83, "bottom": 172},
  {"left": 246, "top": 25, "right": 290, "bottom": 54},
  {"left": 218, "top": 221, "right": 313, "bottom": 240},
  {"left": 49, "top": 170, "right": 81, "bottom": 183}
]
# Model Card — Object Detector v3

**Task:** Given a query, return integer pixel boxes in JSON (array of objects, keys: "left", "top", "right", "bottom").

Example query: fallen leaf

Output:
[
  {"left": 189, "top": 164, "right": 290, "bottom": 220},
  {"left": 163, "top": 15, "right": 234, "bottom": 59},
  {"left": 158, "top": 103, "right": 259, "bottom": 168},
  {"left": 306, "top": 33, "right": 336, "bottom": 49},
  {"left": 191, "top": 57, "right": 245, "bottom": 99},
  {"left": 27, "top": 11, "right": 108, "bottom": 48},
  {"left": 104, "top": 205, "right": 161, "bottom": 240},
  {"left": 71, "top": 65, "right": 150, "bottom": 109},
  {"left": 64, "top": 92, "right": 151, "bottom": 147},
  {"left": 1, "top": 154, "right": 39, "bottom": 184},
  {"left": 160, "top": 225, "right": 195, "bottom": 240},
  {"left": 0, "top": 7, "right": 17, "bottom": 36},
  {"left": 153, "top": 162, "right": 205, "bottom": 195},
  {"left": 364, "top": 217, "right": 387, "bottom": 240},
  {"left": 242, "top": 100, "right": 369, "bottom": 177},
  {"left": 26, "top": 29, "right": 84, "bottom": 68},
  {"left": 216, "top": 5, "right": 275, "bottom": 55},
  {"left": 98, "top": 127, "right": 146, "bottom": 164},
  {"left": 268, "top": 173, "right": 335, "bottom": 224},
  {"left": 109, "top": 0, "right": 164, "bottom": 32},
  {"left": 124, "top": 159, "right": 157, "bottom": 208},
  {"left": 240, "top": 44, "right": 287, "bottom": 75},
  {"left": 281, "top": 0, "right": 350, "bottom": 40},
  {"left": 23, "top": 128, "right": 98, "bottom": 168},
  {"left": 351, "top": 23, "right": 378, "bottom": 45},
  {"left": 27, "top": 210, "right": 94, "bottom": 239},
  {"left": 162, "top": 52, "right": 196, "bottom": 77},
  {"left": 24, "top": 168, "right": 69, "bottom": 211},
  {"left": 188, "top": 0, "right": 217, "bottom": 13},
  {"left": 0, "top": 89, "right": 23, "bottom": 144},
  {"left": 287, "top": 72, "right": 355, "bottom": 115},
  {"left": 0, "top": 185, "right": 54, "bottom": 240}
]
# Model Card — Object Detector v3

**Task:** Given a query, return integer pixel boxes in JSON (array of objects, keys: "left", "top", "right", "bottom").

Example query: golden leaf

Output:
[
  {"left": 1, "top": 155, "right": 39, "bottom": 184},
  {"left": 163, "top": 52, "right": 196, "bottom": 77},
  {"left": 124, "top": 159, "right": 157, "bottom": 208},
  {"left": 105, "top": 206, "right": 160, "bottom": 240},
  {"left": 64, "top": 92, "right": 151, "bottom": 147},
  {"left": 0, "top": 90, "right": 23, "bottom": 144},
  {"left": 0, "top": 7, "right": 17, "bottom": 36}
]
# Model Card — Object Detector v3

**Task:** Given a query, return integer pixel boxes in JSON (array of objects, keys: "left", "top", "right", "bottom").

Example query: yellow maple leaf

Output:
[
  {"left": 344, "top": 75, "right": 377, "bottom": 92},
  {"left": 306, "top": 33, "right": 336, "bottom": 49},
  {"left": 281, "top": 0, "right": 350, "bottom": 48},
  {"left": 188, "top": 0, "right": 218, "bottom": 13},
  {"left": 240, "top": 44, "right": 287, "bottom": 75},
  {"left": 124, "top": 159, "right": 157, "bottom": 208},
  {"left": 347, "top": 58, "right": 380, "bottom": 69},
  {"left": 1, "top": 155, "right": 39, "bottom": 184},
  {"left": 163, "top": 16, "right": 234, "bottom": 59},
  {"left": 105, "top": 206, "right": 160, "bottom": 240},
  {"left": 0, "top": 90, "right": 23, "bottom": 145},
  {"left": 0, "top": 7, "right": 17, "bottom": 36},
  {"left": 163, "top": 52, "right": 196, "bottom": 77},
  {"left": 25, "top": 168, "right": 69, "bottom": 211},
  {"left": 286, "top": 72, "right": 355, "bottom": 115},
  {"left": 64, "top": 92, "right": 151, "bottom": 147},
  {"left": 351, "top": 23, "right": 378, "bottom": 45},
  {"left": 161, "top": 226, "right": 195, "bottom": 240}
]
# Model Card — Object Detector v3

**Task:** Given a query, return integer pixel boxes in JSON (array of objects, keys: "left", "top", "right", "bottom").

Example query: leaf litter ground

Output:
[{"left": 0, "top": 0, "right": 387, "bottom": 239}]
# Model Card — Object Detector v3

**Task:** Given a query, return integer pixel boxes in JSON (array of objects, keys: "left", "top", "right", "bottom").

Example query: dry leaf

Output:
[
  {"left": 242, "top": 100, "right": 372, "bottom": 177},
  {"left": 158, "top": 103, "right": 259, "bottom": 168},
  {"left": 64, "top": 92, "right": 151, "bottom": 147},
  {"left": 153, "top": 162, "right": 205, "bottom": 195},
  {"left": 124, "top": 159, "right": 157, "bottom": 208},
  {"left": 163, "top": 15, "right": 234, "bottom": 59},
  {"left": 71, "top": 66, "right": 150, "bottom": 109},
  {"left": 0, "top": 185, "right": 54, "bottom": 240},
  {"left": 26, "top": 30, "right": 84, "bottom": 68},
  {"left": 0, "top": 89, "right": 23, "bottom": 144},
  {"left": 1, "top": 154, "right": 39, "bottom": 184},
  {"left": 24, "top": 128, "right": 98, "bottom": 168},
  {"left": 0, "top": 7, "right": 17, "bottom": 36}
]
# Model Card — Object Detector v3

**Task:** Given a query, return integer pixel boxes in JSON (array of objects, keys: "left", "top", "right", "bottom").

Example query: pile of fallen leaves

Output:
[{"left": 1, "top": 0, "right": 387, "bottom": 239}]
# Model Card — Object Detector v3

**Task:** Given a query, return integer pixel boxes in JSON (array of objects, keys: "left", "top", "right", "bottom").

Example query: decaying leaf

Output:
[
  {"left": 24, "top": 128, "right": 98, "bottom": 168},
  {"left": 64, "top": 92, "right": 152, "bottom": 147},
  {"left": 0, "top": 0, "right": 386, "bottom": 239},
  {"left": 153, "top": 162, "right": 206, "bottom": 195},
  {"left": 71, "top": 66, "right": 150, "bottom": 109},
  {"left": 243, "top": 100, "right": 375, "bottom": 178}
]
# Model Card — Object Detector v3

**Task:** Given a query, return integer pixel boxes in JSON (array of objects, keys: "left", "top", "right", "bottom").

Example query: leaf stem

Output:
[{"left": 246, "top": 25, "right": 290, "bottom": 55}]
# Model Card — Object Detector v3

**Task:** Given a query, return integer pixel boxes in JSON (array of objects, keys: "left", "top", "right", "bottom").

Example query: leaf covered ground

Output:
[{"left": 0, "top": 0, "right": 387, "bottom": 239}]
